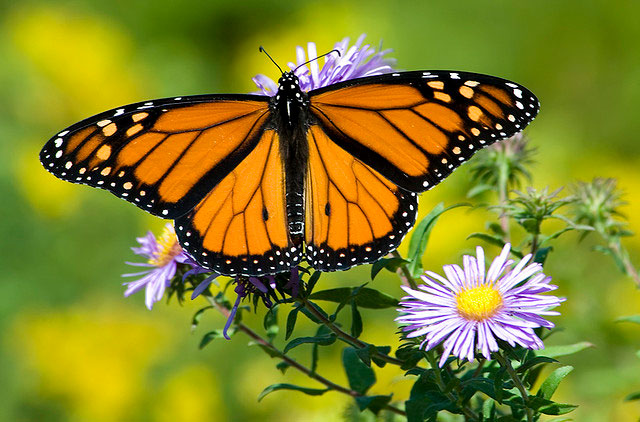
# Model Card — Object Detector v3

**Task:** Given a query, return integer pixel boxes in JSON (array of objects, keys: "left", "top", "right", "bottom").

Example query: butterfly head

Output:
[{"left": 274, "top": 71, "right": 307, "bottom": 110}]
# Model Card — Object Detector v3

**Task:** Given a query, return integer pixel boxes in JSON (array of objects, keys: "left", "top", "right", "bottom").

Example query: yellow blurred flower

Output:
[
  {"left": 153, "top": 365, "right": 228, "bottom": 422},
  {"left": 7, "top": 4, "right": 146, "bottom": 116},
  {"left": 13, "top": 304, "right": 171, "bottom": 422}
]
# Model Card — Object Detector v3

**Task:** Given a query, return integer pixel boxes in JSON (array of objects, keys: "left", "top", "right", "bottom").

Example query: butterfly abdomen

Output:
[{"left": 273, "top": 72, "right": 311, "bottom": 245}]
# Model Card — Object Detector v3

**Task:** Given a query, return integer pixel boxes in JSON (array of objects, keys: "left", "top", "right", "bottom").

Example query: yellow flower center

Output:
[
  {"left": 456, "top": 285, "right": 503, "bottom": 321},
  {"left": 149, "top": 226, "right": 182, "bottom": 267}
]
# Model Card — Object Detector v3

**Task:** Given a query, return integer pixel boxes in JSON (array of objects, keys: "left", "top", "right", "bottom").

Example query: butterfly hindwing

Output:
[
  {"left": 175, "top": 130, "right": 303, "bottom": 276},
  {"left": 309, "top": 70, "right": 539, "bottom": 193},
  {"left": 40, "top": 95, "right": 271, "bottom": 218},
  {"left": 304, "top": 125, "right": 418, "bottom": 272}
]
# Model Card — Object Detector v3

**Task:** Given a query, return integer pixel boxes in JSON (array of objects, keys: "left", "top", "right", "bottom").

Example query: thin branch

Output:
[
  {"left": 204, "top": 296, "right": 406, "bottom": 417},
  {"left": 495, "top": 352, "right": 533, "bottom": 422},
  {"left": 300, "top": 297, "right": 405, "bottom": 367}
]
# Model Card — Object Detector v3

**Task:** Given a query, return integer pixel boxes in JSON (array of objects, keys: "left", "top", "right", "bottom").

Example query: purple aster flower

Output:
[
  {"left": 123, "top": 223, "right": 190, "bottom": 309},
  {"left": 252, "top": 34, "right": 396, "bottom": 95},
  {"left": 396, "top": 244, "right": 564, "bottom": 367}
]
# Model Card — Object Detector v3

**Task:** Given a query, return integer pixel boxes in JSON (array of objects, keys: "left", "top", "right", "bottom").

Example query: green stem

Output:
[
  {"left": 495, "top": 352, "right": 533, "bottom": 422},
  {"left": 498, "top": 159, "right": 511, "bottom": 243},
  {"left": 300, "top": 298, "right": 406, "bottom": 367},
  {"left": 204, "top": 296, "right": 406, "bottom": 417},
  {"left": 609, "top": 239, "right": 640, "bottom": 288},
  {"left": 530, "top": 230, "right": 540, "bottom": 257},
  {"left": 425, "top": 351, "right": 478, "bottom": 422},
  {"left": 391, "top": 250, "right": 418, "bottom": 289}
]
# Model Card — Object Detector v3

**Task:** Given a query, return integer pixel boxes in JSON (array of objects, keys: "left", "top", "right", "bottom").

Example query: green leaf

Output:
[
  {"left": 615, "top": 315, "right": 640, "bottom": 324},
  {"left": 343, "top": 347, "right": 376, "bottom": 394},
  {"left": 275, "top": 361, "right": 290, "bottom": 374},
  {"left": 371, "top": 257, "right": 409, "bottom": 280},
  {"left": 258, "top": 383, "right": 329, "bottom": 401},
  {"left": 481, "top": 398, "right": 496, "bottom": 420},
  {"left": 309, "top": 287, "right": 398, "bottom": 309},
  {"left": 492, "top": 367, "right": 506, "bottom": 403},
  {"left": 298, "top": 301, "right": 328, "bottom": 323},
  {"left": 355, "top": 346, "right": 371, "bottom": 367},
  {"left": 248, "top": 342, "right": 281, "bottom": 359},
  {"left": 467, "top": 183, "right": 495, "bottom": 198},
  {"left": 533, "top": 246, "right": 553, "bottom": 265},
  {"left": 467, "top": 232, "right": 506, "bottom": 249},
  {"left": 350, "top": 301, "right": 363, "bottom": 338},
  {"left": 407, "top": 203, "right": 468, "bottom": 276},
  {"left": 487, "top": 221, "right": 506, "bottom": 237},
  {"left": 371, "top": 345, "right": 392, "bottom": 368},
  {"left": 311, "top": 325, "right": 332, "bottom": 373},
  {"left": 354, "top": 395, "right": 393, "bottom": 414},
  {"left": 283, "top": 334, "right": 337, "bottom": 353},
  {"left": 528, "top": 396, "right": 578, "bottom": 415},
  {"left": 285, "top": 306, "right": 300, "bottom": 340},
  {"left": 537, "top": 342, "right": 593, "bottom": 358},
  {"left": 306, "top": 271, "right": 321, "bottom": 293},
  {"left": 191, "top": 306, "right": 213, "bottom": 331},
  {"left": 537, "top": 366, "right": 573, "bottom": 400},
  {"left": 520, "top": 217, "right": 540, "bottom": 234},
  {"left": 199, "top": 330, "right": 227, "bottom": 349},
  {"left": 624, "top": 391, "right": 640, "bottom": 401},
  {"left": 263, "top": 305, "right": 278, "bottom": 340},
  {"left": 515, "top": 356, "right": 557, "bottom": 374}
]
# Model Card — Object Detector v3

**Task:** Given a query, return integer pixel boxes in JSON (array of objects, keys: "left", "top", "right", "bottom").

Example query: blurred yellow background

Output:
[{"left": 2, "top": 1, "right": 640, "bottom": 421}]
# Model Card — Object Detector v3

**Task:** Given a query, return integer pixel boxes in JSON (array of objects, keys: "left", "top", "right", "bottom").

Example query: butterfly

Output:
[{"left": 40, "top": 66, "right": 539, "bottom": 277}]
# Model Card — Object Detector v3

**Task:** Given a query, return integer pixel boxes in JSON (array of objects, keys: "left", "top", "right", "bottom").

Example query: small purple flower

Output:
[
  {"left": 396, "top": 244, "right": 564, "bottom": 367},
  {"left": 223, "top": 276, "right": 276, "bottom": 339},
  {"left": 123, "top": 223, "right": 189, "bottom": 309},
  {"left": 252, "top": 34, "right": 396, "bottom": 95},
  {"left": 190, "top": 269, "right": 302, "bottom": 339}
]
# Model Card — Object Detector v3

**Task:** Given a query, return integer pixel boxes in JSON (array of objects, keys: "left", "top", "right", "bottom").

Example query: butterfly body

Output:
[
  {"left": 41, "top": 69, "right": 539, "bottom": 277},
  {"left": 272, "top": 71, "right": 310, "bottom": 242}
]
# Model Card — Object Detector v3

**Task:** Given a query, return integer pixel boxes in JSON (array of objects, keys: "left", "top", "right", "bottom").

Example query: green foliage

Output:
[
  {"left": 343, "top": 347, "right": 376, "bottom": 394},
  {"left": 407, "top": 202, "right": 469, "bottom": 277},
  {"left": 258, "top": 383, "right": 329, "bottom": 401}
]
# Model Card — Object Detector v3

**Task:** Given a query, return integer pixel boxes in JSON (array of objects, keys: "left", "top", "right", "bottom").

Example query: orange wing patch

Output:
[
  {"left": 310, "top": 73, "right": 538, "bottom": 193},
  {"left": 40, "top": 96, "right": 270, "bottom": 218},
  {"left": 175, "top": 130, "right": 301, "bottom": 276},
  {"left": 304, "top": 125, "right": 418, "bottom": 272}
]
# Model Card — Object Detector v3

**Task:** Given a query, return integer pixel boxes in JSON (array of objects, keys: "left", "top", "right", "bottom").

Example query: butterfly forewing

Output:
[
  {"left": 309, "top": 70, "right": 539, "bottom": 193},
  {"left": 40, "top": 95, "right": 270, "bottom": 218}
]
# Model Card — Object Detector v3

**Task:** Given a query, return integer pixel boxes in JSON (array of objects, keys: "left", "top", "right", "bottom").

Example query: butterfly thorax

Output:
[{"left": 273, "top": 71, "right": 310, "bottom": 243}]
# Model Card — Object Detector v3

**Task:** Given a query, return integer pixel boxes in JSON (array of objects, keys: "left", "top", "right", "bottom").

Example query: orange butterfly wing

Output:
[
  {"left": 309, "top": 71, "right": 539, "bottom": 193},
  {"left": 304, "top": 71, "right": 538, "bottom": 271},
  {"left": 175, "top": 130, "right": 301, "bottom": 276},
  {"left": 40, "top": 95, "right": 270, "bottom": 218},
  {"left": 304, "top": 125, "right": 417, "bottom": 271}
]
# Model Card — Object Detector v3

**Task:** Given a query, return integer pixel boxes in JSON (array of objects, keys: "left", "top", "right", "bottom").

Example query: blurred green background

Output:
[{"left": 2, "top": 1, "right": 640, "bottom": 421}]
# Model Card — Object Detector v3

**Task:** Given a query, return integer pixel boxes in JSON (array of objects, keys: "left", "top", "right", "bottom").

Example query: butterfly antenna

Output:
[
  {"left": 294, "top": 49, "right": 341, "bottom": 73},
  {"left": 259, "top": 46, "right": 283, "bottom": 73}
]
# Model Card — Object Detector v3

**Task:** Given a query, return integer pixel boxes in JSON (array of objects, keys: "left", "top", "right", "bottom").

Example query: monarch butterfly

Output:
[{"left": 40, "top": 53, "right": 539, "bottom": 277}]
